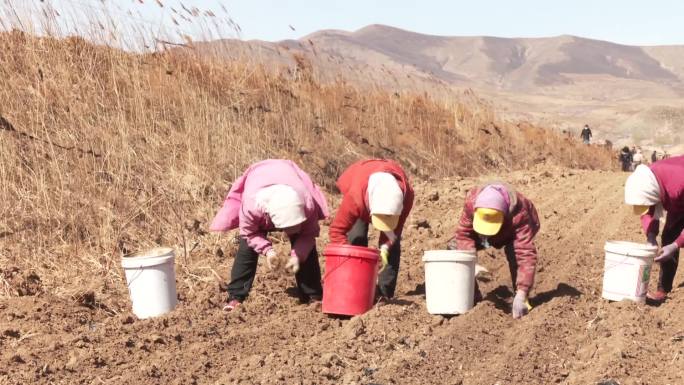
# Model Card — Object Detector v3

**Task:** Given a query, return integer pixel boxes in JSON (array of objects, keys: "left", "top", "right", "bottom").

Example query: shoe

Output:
[
  {"left": 308, "top": 294, "right": 322, "bottom": 303},
  {"left": 646, "top": 289, "right": 667, "bottom": 302},
  {"left": 308, "top": 297, "right": 322, "bottom": 309},
  {"left": 222, "top": 299, "right": 242, "bottom": 311}
]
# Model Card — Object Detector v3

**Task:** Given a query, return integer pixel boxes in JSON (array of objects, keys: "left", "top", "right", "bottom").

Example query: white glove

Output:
[
  {"left": 265, "top": 249, "right": 281, "bottom": 270},
  {"left": 285, "top": 255, "right": 300, "bottom": 274},
  {"left": 512, "top": 290, "right": 530, "bottom": 319},
  {"left": 655, "top": 243, "right": 679, "bottom": 263}
]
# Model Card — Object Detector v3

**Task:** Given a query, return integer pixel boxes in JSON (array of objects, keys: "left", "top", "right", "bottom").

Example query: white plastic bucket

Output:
[
  {"left": 422, "top": 250, "right": 477, "bottom": 314},
  {"left": 121, "top": 247, "right": 178, "bottom": 319},
  {"left": 601, "top": 241, "right": 657, "bottom": 303}
]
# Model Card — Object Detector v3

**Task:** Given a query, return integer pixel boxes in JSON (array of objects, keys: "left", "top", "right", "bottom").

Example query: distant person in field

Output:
[
  {"left": 632, "top": 148, "right": 644, "bottom": 168},
  {"left": 580, "top": 124, "right": 593, "bottom": 144},
  {"left": 624, "top": 156, "right": 684, "bottom": 303},
  {"left": 209, "top": 159, "right": 329, "bottom": 311},
  {"left": 619, "top": 147, "right": 633, "bottom": 172},
  {"left": 448, "top": 182, "right": 540, "bottom": 319},
  {"left": 328, "top": 159, "right": 414, "bottom": 300},
  {"left": 652, "top": 150, "right": 658, "bottom": 163}
]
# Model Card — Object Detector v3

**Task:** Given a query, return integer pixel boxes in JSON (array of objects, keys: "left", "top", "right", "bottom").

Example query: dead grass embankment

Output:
[{"left": 0, "top": 30, "right": 615, "bottom": 297}]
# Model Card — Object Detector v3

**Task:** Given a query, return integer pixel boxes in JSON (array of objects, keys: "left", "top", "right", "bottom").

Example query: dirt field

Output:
[{"left": 1, "top": 168, "right": 683, "bottom": 385}]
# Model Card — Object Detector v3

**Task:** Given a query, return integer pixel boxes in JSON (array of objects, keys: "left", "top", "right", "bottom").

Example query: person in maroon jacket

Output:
[
  {"left": 625, "top": 156, "right": 684, "bottom": 302},
  {"left": 329, "top": 159, "right": 414, "bottom": 299},
  {"left": 448, "top": 182, "right": 540, "bottom": 319}
]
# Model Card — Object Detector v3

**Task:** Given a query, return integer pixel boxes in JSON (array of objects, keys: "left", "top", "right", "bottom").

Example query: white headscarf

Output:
[
  {"left": 255, "top": 184, "right": 306, "bottom": 228},
  {"left": 368, "top": 172, "right": 404, "bottom": 215},
  {"left": 624, "top": 165, "right": 663, "bottom": 219}
]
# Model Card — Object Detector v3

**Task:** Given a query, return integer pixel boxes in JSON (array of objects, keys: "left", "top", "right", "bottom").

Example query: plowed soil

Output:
[{"left": 1, "top": 168, "right": 683, "bottom": 385}]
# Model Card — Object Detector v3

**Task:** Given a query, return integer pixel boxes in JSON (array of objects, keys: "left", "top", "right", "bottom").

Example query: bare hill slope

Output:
[
  {"left": 200, "top": 25, "right": 684, "bottom": 150},
  {"left": 202, "top": 24, "right": 684, "bottom": 97}
]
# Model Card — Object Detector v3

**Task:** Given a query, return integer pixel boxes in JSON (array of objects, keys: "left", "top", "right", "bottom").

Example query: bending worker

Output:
[
  {"left": 448, "top": 182, "right": 540, "bottom": 319},
  {"left": 209, "top": 159, "right": 329, "bottom": 311},
  {"left": 329, "top": 159, "right": 414, "bottom": 300},
  {"left": 624, "top": 156, "right": 684, "bottom": 303}
]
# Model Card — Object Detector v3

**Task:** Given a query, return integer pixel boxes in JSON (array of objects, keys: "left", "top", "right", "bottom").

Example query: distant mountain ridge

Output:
[
  {"left": 197, "top": 25, "right": 684, "bottom": 151},
  {"left": 199, "top": 24, "right": 684, "bottom": 97}
]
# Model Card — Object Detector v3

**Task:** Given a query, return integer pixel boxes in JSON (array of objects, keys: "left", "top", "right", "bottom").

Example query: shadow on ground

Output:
[{"left": 530, "top": 282, "right": 582, "bottom": 307}]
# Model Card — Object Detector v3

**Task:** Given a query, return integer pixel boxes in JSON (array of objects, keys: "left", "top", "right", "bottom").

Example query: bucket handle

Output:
[
  {"left": 622, "top": 252, "right": 655, "bottom": 258},
  {"left": 607, "top": 250, "right": 655, "bottom": 259},
  {"left": 125, "top": 266, "right": 146, "bottom": 288},
  {"left": 604, "top": 255, "right": 653, "bottom": 273},
  {"left": 321, "top": 257, "right": 352, "bottom": 283},
  {"left": 321, "top": 257, "right": 379, "bottom": 283}
]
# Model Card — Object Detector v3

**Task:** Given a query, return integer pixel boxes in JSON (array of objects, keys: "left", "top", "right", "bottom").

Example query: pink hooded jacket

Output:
[
  {"left": 209, "top": 159, "right": 329, "bottom": 261},
  {"left": 642, "top": 155, "right": 684, "bottom": 247}
]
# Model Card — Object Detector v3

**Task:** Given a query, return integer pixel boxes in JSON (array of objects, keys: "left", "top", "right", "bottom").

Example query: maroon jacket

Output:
[
  {"left": 451, "top": 185, "right": 540, "bottom": 293},
  {"left": 329, "top": 159, "right": 414, "bottom": 246},
  {"left": 642, "top": 155, "right": 684, "bottom": 247}
]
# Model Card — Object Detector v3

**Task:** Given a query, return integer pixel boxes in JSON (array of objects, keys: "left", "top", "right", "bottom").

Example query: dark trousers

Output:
[
  {"left": 658, "top": 216, "right": 684, "bottom": 292},
  {"left": 227, "top": 237, "right": 323, "bottom": 302},
  {"left": 347, "top": 220, "right": 401, "bottom": 298}
]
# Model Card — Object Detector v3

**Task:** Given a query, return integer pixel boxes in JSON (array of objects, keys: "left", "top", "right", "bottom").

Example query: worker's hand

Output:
[
  {"left": 512, "top": 290, "right": 529, "bottom": 319},
  {"left": 285, "top": 255, "right": 300, "bottom": 274},
  {"left": 265, "top": 249, "right": 282, "bottom": 270},
  {"left": 655, "top": 243, "right": 679, "bottom": 263},
  {"left": 380, "top": 244, "right": 390, "bottom": 270},
  {"left": 647, "top": 233, "right": 658, "bottom": 247}
]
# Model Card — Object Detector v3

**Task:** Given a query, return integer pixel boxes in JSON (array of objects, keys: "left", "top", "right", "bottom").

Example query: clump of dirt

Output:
[{"left": 1, "top": 268, "right": 43, "bottom": 297}]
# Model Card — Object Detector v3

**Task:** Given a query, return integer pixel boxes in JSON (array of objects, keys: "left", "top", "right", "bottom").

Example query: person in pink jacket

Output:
[
  {"left": 210, "top": 159, "right": 329, "bottom": 311},
  {"left": 625, "top": 156, "right": 684, "bottom": 302}
]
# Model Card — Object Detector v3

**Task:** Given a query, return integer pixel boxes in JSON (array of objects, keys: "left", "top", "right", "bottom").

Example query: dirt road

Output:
[{"left": 1, "top": 168, "right": 683, "bottom": 385}]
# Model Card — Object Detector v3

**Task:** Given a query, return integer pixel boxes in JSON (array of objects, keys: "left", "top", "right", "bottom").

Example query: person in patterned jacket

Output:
[{"left": 448, "top": 182, "right": 540, "bottom": 319}]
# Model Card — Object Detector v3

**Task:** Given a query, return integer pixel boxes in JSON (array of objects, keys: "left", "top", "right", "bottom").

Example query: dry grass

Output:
[{"left": 0, "top": 7, "right": 615, "bottom": 299}]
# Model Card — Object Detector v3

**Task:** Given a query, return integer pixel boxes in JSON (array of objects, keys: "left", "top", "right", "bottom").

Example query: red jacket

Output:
[
  {"left": 329, "top": 159, "right": 414, "bottom": 245},
  {"left": 642, "top": 155, "right": 684, "bottom": 247},
  {"left": 451, "top": 185, "right": 540, "bottom": 293}
]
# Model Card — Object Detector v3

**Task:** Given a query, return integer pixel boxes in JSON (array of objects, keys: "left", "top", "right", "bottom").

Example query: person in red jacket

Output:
[
  {"left": 624, "top": 156, "right": 684, "bottom": 302},
  {"left": 448, "top": 182, "right": 540, "bottom": 319},
  {"left": 329, "top": 159, "right": 414, "bottom": 299}
]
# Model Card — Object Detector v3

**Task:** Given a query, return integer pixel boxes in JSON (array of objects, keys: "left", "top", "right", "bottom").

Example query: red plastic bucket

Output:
[{"left": 322, "top": 244, "right": 379, "bottom": 316}]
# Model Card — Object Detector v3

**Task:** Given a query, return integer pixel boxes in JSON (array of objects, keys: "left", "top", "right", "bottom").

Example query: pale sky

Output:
[
  {"left": 219, "top": 0, "right": 684, "bottom": 46},
  {"left": 5, "top": 0, "right": 684, "bottom": 47}
]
